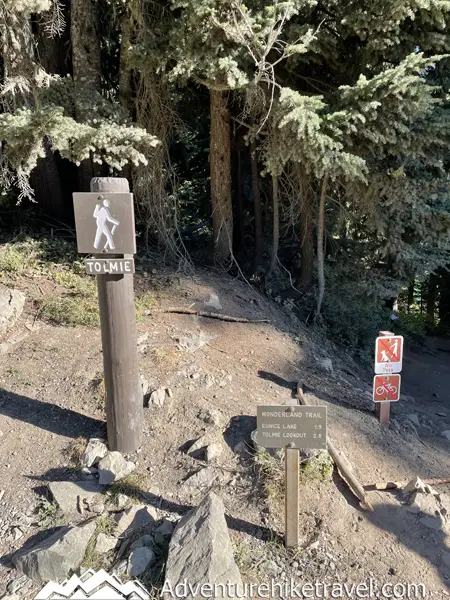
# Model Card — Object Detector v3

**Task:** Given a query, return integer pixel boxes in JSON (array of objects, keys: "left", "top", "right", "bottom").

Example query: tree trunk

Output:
[
  {"left": 251, "top": 141, "right": 263, "bottom": 274},
  {"left": 407, "top": 280, "right": 415, "bottom": 312},
  {"left": 119, "top": 13, "right": 132, "bottom": 113},
  {"left": 315, "top": 174, "right": 329, "bottom": 319},
  {"left": 210, "top": 89, "right": 233, "bottom": 263},
  {"left": 266, "top": 174, "right": 279, "bottom": 278},
  {"left": 426, "top": 274, "right": 438, "bottom": 325},
  {"left": 71, "top": 0, "right": 102, "bottom": 191},
  {"left": 299, "top": 189, "right": 314, "bottom": 291},
  {"left": 438, "top": 268, "right": 450, "bottom": 335},
  {"left": 30, "top": 138, "right": 66, "bottom": 219},
  {"left": 233, "top": 137, "right": 245, "bottom": 251}
]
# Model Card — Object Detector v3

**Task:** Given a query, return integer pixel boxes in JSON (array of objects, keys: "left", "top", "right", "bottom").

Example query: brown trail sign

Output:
[
  {"left": 257, "top": 402, "right": 327, "bottom": 548},
  {"left": 73, "top": 178, "right": 142, "bottom": 454}
]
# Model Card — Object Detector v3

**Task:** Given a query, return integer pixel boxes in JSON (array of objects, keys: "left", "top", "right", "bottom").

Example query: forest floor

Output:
[{"left": 0, "top": 242, "right": 449, "bottom": 598}]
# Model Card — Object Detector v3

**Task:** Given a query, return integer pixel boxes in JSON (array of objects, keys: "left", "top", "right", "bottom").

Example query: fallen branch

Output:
[
  {"left": 160, "top": 308, "right": 270, "bottom": 324},
  {"left": 296, "top": 383, "right": 373, "bottom": 511},
  {"left": 365, "top": 477, "right": 450, "bottom": 492}
]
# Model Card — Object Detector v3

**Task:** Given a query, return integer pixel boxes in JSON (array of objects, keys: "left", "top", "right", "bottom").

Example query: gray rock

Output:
[
  {"left": 98, "top": 452, "right": 135, "bottom": 485},
  {"left": 114, "top": 493, "right": 131, "bottom": 510},
  {"left": 130, "top": 534, "right": 153, "bottom": 551},
  {"left": 204, "top": 294, "right": 222, "bottom": 311},
  {"left": 442, "top": 552, "right": 450, "bottom": 569},
  {"left": 0, "top": 287, "right": 26, "bottom": 335},
  {"left": 182, "top": 467, "right": 219, "bottom": 489},
  {"left": 317, "top": 357, "right": 333, "bottom": 373},
  {"left": 188, "top": 435, "right": 208, "bottom": 455},
  {"left": 12, "top": 520, "right": 97, "bottom": 583},
  {"left": 128, "top": 546, "right": 156, "bottom": 576},
  {"left": 48, "top": 480, "right": 103, "bottom": 518},
  {"left": 81, "top": 439, "right": 108, "bottom": 468},
  {"left": 233, "top": 441, "right": 247, "bottom": 454},
  {"left": 407, "top": 414, "right": 420, "bottom": 427},
  {"left": 149, "top": 388, "right": 166, "bottom": 408},
  {"left": 6, "top": 575, "right": 29, "bottom": 595},
  {"left": 205, "top": 443, "right": 223, "bottom": 463},
  {"left": 155, "top": 519, "right": 175, "bottom": 536},
  {"left": 114, "top": 504, "right": 158, "bottom": 537},
  {"left": 198, "top": 408, "right": 222, "bottom": 427},
  {"left": 164, "top": 492, "right": 241, "bottom": 598},
  {"left": 95, "top": 533, "right": 118, "bottom": 554},
  {"left": 441, "top": 430, "right": 450, "bottom": 441},
  {"left": 140, "top": 375, "right": 150, "bottom": 397}
]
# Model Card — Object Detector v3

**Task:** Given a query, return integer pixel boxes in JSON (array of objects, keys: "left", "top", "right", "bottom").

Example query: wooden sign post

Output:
[
  {"left": 257, "top": 402, "right": 327, "bottom": 548},
  {"left": 73, "top": 177, "right": 143, "bottom": 453},
  {"left": 374, "top": 331, "right": 404, "bottom": 425}
]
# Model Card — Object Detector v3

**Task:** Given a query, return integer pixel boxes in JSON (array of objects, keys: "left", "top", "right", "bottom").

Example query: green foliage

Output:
[{"left": 314, "top": 262, "right": 394, "bottom": 360}]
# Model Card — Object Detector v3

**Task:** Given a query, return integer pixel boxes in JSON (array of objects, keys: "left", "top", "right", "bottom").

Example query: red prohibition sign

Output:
[{"left": 373, "top": 375, "right": 401, "bottom": 402}]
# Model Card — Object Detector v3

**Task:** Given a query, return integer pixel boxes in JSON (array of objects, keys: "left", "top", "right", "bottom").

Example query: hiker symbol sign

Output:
[
  {"left": 73, "top": 192, "right": 136, "bottom": 255},
  {"left": 374, "top": 335, "right": 404, "bottom": 374}
]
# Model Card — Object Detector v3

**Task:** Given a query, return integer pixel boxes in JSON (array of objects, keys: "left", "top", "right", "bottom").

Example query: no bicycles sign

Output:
[{"left": 373, "top": 374, "right": 401, "bottom": 402}]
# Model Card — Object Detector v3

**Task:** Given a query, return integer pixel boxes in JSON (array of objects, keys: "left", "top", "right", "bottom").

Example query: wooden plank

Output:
[
  {"left": 376, "top": 401, "right": 390, "bottom": 425},
  {"left": 91, "top": 178, "right": 143, "bottom": 454},
  {"left": 296, "top": 383, "right": 373, "bottom": 511},
  {"left": 285, "top": 446, "right": 299, "bottom": 548}
]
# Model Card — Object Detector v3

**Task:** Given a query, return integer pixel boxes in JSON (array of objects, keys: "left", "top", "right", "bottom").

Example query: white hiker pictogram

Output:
[
  {"left": 93, "top": 199, "right": 120, "bottom": 250},
  {"left": 390, "top": 338, "right": 399, "bottom": 357}
]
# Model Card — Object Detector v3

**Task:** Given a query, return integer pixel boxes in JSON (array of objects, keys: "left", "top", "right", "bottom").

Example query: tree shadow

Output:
[
  {"left": 0, "top": 388, "right": 105, "bottom": 438},
  {"left": 366, "top": 501, "right": 450, "bottom": 591}
]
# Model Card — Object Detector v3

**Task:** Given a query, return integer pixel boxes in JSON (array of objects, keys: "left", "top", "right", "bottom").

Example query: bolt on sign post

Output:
[
  {"left": 73, "top": 177, "right": 143, "bottom": 453},
  {"left": 374, "top": 332, "right": 404, "bottom": 425},
  {"left": 257, "top": 402, "right": 327, "bottom": 548}
]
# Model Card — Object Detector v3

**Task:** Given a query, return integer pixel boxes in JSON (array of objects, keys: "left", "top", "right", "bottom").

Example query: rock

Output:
[
  {"left": 95, "top": 533, "right": 118, "bottom": 554},
  {"left": 114, "top": 493, "right": 131, "bottom": 510},
  {"left": 48, "top": 480, "right": 103, "bottom": 518},
  {"left": 149, "top": 387, "right": 167, "bottom": 408},
  {"left": 204, "top": 294, "right": 222, "bottom": 311},
  {"left": 128, "top": 547, "right": 156, "bottom": 576},
  {"left": 81, "top": 439, "right": 108, "bottom": 468},
  {"left": 421, "top": 515, "right": 446, "bottom": 531},
  {"left": 188, "top": 435, "right": 208, "bottom": 456},
  {"left": 130, "top": 534, "right": 153, "bottom": 551},
  {"left": 98, "top": 452, "right": 135, "bottom": 485},
  {"left": 182, "top": 467, "right": 219, "bottom": 489},
  {"left": 205, "top": 443, "right": 223, "bottom": 463},
  {"left": 317, "top": 357, "right": 333, "bottom": 373},
  {"left": 0, "top": 287, "right": 26, "bottom": 335},
  {"left": 198, "top": 408, "right": 222, "bottom": 427},
  {"left": 140, "top": 375, "right": 150, "bottom": 397},
  {"left": 233, "top": 441, "right": 247, "bottom": 454},
  {"left": 12, "top": 519, "right": 97, "bottom": 583},
  {"left": 164, "top": 492, "right": 241, "bottom": 598},
  {"left": 441, "top": 430, "right": 450, "bottom": 441},
  {"left": 407, "top": 414, "right": 420, "bottom": 427},
  {"left": 442, "top": 552, "right": 450, "bottom": 569},
  {"left": 402, "top": 476, "right": 432, "bottom": 496},
  {"left": 114, "top": 504, "right": 158, "bottom": 537},
  {"left": 6, "top": 575, "right": 29, "bottom": 595},
  {"left": 155, "top": 519, "right": 175, "bottom": 536},
  {"left": 166, "top": 388, "right": 174, "bottom": 399}
]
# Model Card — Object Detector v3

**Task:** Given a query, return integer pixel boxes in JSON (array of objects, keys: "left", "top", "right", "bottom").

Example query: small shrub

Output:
[{"left": 38, "top": 294, "right": 100, "bottom": 327}]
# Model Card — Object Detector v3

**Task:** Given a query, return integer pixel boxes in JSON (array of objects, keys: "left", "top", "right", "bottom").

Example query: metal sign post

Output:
[
  {"left": 374, "top": 331, "right": 404, "bottom": 425},
  {"left": 73, "top": 177, "right": 142, "bottom": 453},
  {"left": 257, "top": 403, "right": 327, "bottom": 548}
]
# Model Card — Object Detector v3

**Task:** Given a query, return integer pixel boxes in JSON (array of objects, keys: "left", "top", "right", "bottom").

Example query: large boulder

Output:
[
  {"left": 114, "top": 504, "right": 158, "bottom": 537},
  {"left": 164, "top": 492, "right": 241, "bottom": 599},
  {"left": 48, "top": 480, "right": 104, "bottom": 519},
  {"left": 12, "top": 520, "right": 97, "bottom": 583},
  {"left": 0, "top": 287, "right": 25, "bottom": 335}
]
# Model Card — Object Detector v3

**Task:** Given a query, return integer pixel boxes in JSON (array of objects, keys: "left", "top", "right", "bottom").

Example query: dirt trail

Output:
[{"left": 0, "top": 267, "right": 449, "bottom": 597}]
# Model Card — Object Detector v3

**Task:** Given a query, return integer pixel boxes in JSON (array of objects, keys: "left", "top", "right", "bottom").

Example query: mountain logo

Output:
[{"left": 34, "top": 568, "right": 150, "bottom": 599}]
